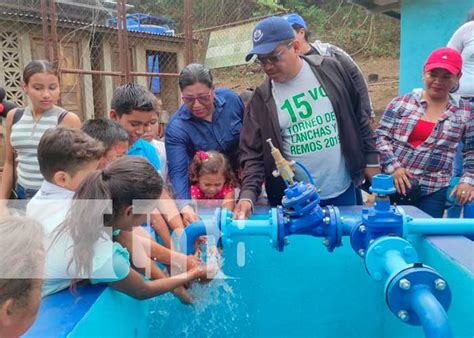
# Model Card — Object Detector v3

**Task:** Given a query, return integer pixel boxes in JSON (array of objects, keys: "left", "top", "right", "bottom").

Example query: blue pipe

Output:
[
  {"left": 382, "top": 250, "right": 409, "bottom": 277},
  {"left": 177, "top": 220, "right": 220, "bottom": 255},
  {"left": 405, "top": 218, "right": 474, "bottom": 235},
  {"left": 294, "top": 161, "right": 315, "bottom": 185},
  {"left": 410, "top": 286, "right": 453, "bottom": 338},
  {"left": 227, "top": 219, "right": 275, "bottom": 237},
  {"left": 340, "top": 214, "right": 362, "bottom": 236}
]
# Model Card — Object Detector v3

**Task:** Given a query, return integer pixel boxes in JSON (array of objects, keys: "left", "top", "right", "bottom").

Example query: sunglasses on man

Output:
[{"left": 254, "top": 41, "right": 295, "bottom": 66}]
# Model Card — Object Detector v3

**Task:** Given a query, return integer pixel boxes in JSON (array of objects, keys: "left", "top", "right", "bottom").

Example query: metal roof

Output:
[
  {"left": 348, "top": 0, "right": 400, "bottom": 20},
  {"left": 0, "top": 9, "right": 187, "bottom": 42}
]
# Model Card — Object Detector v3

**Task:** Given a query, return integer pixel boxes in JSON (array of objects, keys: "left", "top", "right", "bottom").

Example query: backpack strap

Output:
[
  {"left": 57, "top": 110, "right": 69, "bottom": 125},
  {"left": 12, "top": 108, "right": 25, "bottom": 125}
]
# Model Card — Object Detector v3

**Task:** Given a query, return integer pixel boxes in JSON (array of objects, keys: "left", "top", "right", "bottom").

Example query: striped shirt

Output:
[
  {"left": 10, "top": 105, "right": 66, "bottom": 190},
  {"left": 376, "top": 89, "right": 474, "bottom": 195}
]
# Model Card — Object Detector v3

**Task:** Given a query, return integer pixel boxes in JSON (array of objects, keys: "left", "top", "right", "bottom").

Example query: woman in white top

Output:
[
  {"left": 446, "top": 8, "right": 474, "bottom": 217},
  {"left": 0, "top": 60, "right": 80, "bottom": 212},
  {"left": 448, "top": 8, "right": 474, "bottom": 101}
]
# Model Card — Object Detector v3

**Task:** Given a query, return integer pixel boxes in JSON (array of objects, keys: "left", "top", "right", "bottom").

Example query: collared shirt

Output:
[
  {"left": 26, "top": 180, "right": 130, "bottom": 297},
  {"left": 27, "top": 181, "right": 75, "bottom": 235},
  {"left": 165, "top": 88, "right": 244, "bottom": 201},
  {"left": 128, "top": 138, "right": 161, "bottom": 172},
  {"left": 376, "top": 89, "right": 474, "bottom": 195}
]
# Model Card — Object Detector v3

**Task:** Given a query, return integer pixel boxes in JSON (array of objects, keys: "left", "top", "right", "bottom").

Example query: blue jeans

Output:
[
  {"left": 15, "top": 184, "right": 38, "bottom": 200},
  {"left": 412, "top": 187, "right": 448, "bottom": 218},
  {"left": 355, "top": 188, "right": 364, "bottom": 206},
  {"left": 447, "top": 204, "right": 462, "bottom": 218},
  {"left": 320, "top": 183, "right": 357, "bottom": 206}
]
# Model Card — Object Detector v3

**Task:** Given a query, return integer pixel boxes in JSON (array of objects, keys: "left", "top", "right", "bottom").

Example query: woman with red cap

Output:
[{"left": 376, "top": 47, "right": 473, "bottom": 217}]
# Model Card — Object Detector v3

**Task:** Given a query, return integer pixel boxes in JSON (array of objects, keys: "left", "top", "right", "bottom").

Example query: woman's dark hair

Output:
[
  {"left": 23, "top": 60, "right": 59, "bottom": 84},
  {"left": 189, "top": 150, "right": 238, "bottom": 187},
  {"left": 291, "top": 23, "right": 310, "bottom": 42},
  {"left": 178, "top": 63, "right": 213, "bottom": 91},
  {"left": 54, "top": 156, "right": 163, "bottom": 277}
]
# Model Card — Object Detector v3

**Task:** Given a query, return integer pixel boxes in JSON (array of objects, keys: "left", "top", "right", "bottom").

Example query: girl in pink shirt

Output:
[{"left": 189, "top": 151, "right": 237, "bottom": 210}]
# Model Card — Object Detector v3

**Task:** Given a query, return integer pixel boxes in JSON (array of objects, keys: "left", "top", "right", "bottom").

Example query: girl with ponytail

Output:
[{"left": 48, "top": 156, "right": 215, "bottom": 300}]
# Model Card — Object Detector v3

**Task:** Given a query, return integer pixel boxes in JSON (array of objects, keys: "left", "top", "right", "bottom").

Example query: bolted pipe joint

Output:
[
  {"left": 386, "top": 265, "right": 452, "bottom": 332},
  {"left": 399, "top": 278, "right": 411, "bottom": 290},
  {"left": 397, "top": 310, "right": 409, "bottom": 322},
  {"left": 434, "top": 278, "right": 446, "bottom": 291}
]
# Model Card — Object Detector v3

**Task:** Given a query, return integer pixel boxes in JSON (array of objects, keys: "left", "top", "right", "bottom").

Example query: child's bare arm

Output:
[
  {"left": 157, "top": 189, "right": 186, "bottom": 232},
  {"left": 107, "top": 263, "right": 213, "bottom": 300},
  {"left": 150, "top": 212, "right": 172, "bottom": 248},
  {"left": 222, "top": 191, "right": 236, "bottom": 210},
  {"left": 113, "top": 230, "right": 194, "bottom": 304},
  {"left": 133, "top": 226, "right": 200, "bottom": 271}
]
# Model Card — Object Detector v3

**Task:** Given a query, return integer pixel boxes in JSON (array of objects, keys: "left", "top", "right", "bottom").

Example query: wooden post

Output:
[
  {"left": 116, "top": 0, "right": 127, "bottom": 84},
  {"left": 40, "top": 0, "right": 51, "bottom": 61},
  {"left": 184, "top": 0, "right": 193, "bottom": 64}
]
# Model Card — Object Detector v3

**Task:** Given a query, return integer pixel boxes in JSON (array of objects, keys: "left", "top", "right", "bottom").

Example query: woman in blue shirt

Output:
[{"left": 165, "top": 64, "right": 244, "bottom": 224}]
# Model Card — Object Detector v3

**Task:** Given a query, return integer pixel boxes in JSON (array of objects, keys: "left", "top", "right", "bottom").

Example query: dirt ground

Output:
[{"left": 213, "top": 56, "right": 400, "bottom": 122}]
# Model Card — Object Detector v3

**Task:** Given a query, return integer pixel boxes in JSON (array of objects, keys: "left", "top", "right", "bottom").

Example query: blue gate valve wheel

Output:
[{"left": 370, "top": 174, "right": 397, "bottom": 195}]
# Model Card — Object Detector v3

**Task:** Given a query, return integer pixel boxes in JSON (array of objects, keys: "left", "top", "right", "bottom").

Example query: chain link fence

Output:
[
  {"left": 0, "top": 0, "right": 400, "bottom": 116},
  {"left": 0, "top": 0, "right": 185, "bottom": 122},
  {"left": 0, "top": 0, "right": 400, "bottom": 169}
]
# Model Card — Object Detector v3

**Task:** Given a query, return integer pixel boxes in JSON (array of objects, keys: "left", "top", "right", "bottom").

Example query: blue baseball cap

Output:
[
  {"left": 245, "top": 16, "right": 295, "bottom": 62},
  {"left": 282, "top": 13, "right": 307, "bottom": 29}
]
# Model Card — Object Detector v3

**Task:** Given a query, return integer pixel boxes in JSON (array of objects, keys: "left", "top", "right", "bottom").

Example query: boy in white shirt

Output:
[{"left": 27, "top": 128, "right": 104, "bottom": 295}]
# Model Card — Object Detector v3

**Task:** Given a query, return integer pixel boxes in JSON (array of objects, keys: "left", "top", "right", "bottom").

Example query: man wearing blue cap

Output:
[
  {"left": 234, "top": 16, "right": 379, "bottom": 219},
  {"left": 282, "top": 13, "right": 375, "bottom": 122}
]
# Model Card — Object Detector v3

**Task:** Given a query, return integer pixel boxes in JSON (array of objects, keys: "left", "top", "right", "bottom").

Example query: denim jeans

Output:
[
  {"left": 412, "top": 187, "right": 448, "bottom": 218},
  {"left": 320, "top": 183, "right": 357, "bottom": 206},
  {"left": 15, "top": 184, "right": 38, "bottom": 200},
  {"left": 446, "top": 204, "right": 462, "bottom": 218},
  {"left": 355, "top": 188, "right": 364, "bottom": 206}
]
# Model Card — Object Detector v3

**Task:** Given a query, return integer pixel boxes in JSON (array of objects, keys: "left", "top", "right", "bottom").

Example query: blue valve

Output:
[{"left": 370, "top": 174, "right": 397, "bottom": 195}]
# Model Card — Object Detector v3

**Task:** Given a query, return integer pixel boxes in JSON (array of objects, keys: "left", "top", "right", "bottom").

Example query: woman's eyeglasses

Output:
[
  {"left": 181, "top": 91, "right": 212, "bottom": 105},
  {"left": 254, "top": 41, "right": 294, "bottom": 66}
]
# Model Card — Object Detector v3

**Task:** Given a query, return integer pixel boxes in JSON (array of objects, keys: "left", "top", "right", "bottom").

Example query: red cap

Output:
[{"left": 424, "top": 47, "right": 462, "bottom": 75}]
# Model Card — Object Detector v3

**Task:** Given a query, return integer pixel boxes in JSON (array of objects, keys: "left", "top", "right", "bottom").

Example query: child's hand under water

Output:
[
  {"left": 186, "top": 252, "right": 201, "bottom": 271},
  {"left": 195, "top": 260, "right": 220, "bottom": 281}
]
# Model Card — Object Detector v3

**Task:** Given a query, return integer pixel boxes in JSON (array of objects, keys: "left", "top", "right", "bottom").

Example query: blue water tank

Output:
[
  {"left": 128, "top": 24, "right": 173, "bottom": 35},
  {"left": 107, "top": 13, "right": 175, "bottom": 36}
]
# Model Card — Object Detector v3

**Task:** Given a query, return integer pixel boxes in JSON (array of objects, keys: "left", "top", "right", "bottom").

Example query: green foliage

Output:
[
  {"left": 255, "top": 0, "right": 286, "bottom": 12},
  {"left": 126, "top": 0, "right": 400, "bottom": 58}
]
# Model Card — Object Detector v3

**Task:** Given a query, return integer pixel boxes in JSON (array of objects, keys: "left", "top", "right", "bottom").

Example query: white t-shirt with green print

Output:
[{"left": 271, "top": 60, "right": 351, "bottom": 199}]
